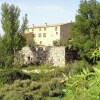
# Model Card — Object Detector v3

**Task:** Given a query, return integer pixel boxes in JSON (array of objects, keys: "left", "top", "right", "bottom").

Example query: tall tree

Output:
[
  {"left": 70, "top": 0, "right": 100, "bottom": 62},
  {"left": 0, "top": 2, "right": 28, "bottom": 67}
]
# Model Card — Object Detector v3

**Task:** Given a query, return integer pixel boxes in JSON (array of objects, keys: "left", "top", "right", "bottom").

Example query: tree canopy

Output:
[
  {"left": 0, "top": 2, "right": 28, "bottom": 67},
  {"left": 70, "top": 0, "right": 100, "bottom": 62}
]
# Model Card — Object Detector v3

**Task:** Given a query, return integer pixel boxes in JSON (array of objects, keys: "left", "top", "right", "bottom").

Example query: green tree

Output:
[
  {"left": 70, "top": 0, "right": 100, "bottom": 61},
  {"left": 0, "top": 2, "right": 28, "bottom": 67}
]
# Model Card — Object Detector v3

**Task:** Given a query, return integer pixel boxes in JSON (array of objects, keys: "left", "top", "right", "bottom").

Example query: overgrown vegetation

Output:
[
  {"left": 0, "top": 66, "right": 67, "bottom": 100},
  {"left": 0, "top": 61, "right": 100, "bottom": 100},
  {"left": 0, "top": 68, "right": 30, "bottom": 85},
  {"left": 65, "top": 62, "right": 100, "bottom": 100}
]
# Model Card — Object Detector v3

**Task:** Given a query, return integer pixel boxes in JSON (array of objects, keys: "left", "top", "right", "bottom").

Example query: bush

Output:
[
  {"left": 0, "top": 68, "right": 30, "bottom": 85},
  {"left": 65, "top": 67, "right": 100, "bottom": 100},
  {"left": 3, "top": 91, "right": 24, "bottom": 100},
  {"left": 23, "top": 93, "right": 33, "bottom": 100},
  {"left": 12, "top": 79, "right": 31, "bottom": 89},
  {"left": 65, "top": 60, "right": 91, "bottom": 75},
  {"left": 49, "top": 89, "right": 65, "bottom": 97},
  {"left": 40, "top": 83, "right": 50, "bottom": 97},
  {"left": 28, "top": 73, "right": 42, "bottom": 81},
  {"left": 30, "top": 81, "right": 41, "bottom": 90},
  {"left": 49, "top": 78, "right": 65, "bottom": 91}
]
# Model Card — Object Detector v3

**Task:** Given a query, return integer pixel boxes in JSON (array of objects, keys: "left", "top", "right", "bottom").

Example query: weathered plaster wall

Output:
[
  {"left": 47, "top": 46, "right": 65, "bottom": 67},
  {"left": 18, "top": 46, "right": 65, "bottom": 67}
]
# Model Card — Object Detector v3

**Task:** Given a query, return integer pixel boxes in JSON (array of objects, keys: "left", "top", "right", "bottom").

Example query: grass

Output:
[{"left": 21, "top": 64, "right": 60, "bottom": 71}]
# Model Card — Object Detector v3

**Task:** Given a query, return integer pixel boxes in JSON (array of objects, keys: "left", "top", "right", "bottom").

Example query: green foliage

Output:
[
  {"left": 0, "top": 2, "right": 28, "bottom": 68},
  {"left": 53, "top": 40, "right": 65, "bottom": 46},
  {"left": 30, "top": 81, "right": 42, "bottom": 90},
  {"left": 49, "top": 89, "right": 65, "bottom": 97},
  {"left": 91, "top": 49, "right": 100, "bottom": 62},
  {"left": 0, "top": 68, "right": 30, "bottom": 85},
  {"left": 65, "top": 66, "right": 100, "bottom": 100},
  {"left": 39, "top": 78, "right": 65, "bottom": 98},
  {"left": 29, "top": 73, "right": 42, "bottom": 81},
  {"left": 49, "top": 78, "right": 65, "bottom": 91},
  {"left": 0, "top": 78, "right": 65, "bottom": 100},
  {"left": 53, "top": 40, "right": 61, "bottom": 46},
  {"left": 0, "top": 65, "right": 67, "bottom": 100},
  {"left": 26, "top": 39, "right": 35, "bottom": 46},
  {"left": 70, "top": 0, "right": 100, "bottom": 62},
  {"left": 65, "top": 60, "right": 91, "bottom": 76},
  {"left": 3, "top": 91, "right": 24, "bottom": 100},
  {"left": 22, "top": 64, "right": 67, "bottom": 82},
  {"left": 1, "top": 63, "right": 100, "bottom": 99}
]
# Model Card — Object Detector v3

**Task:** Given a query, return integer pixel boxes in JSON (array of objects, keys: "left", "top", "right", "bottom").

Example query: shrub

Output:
[
  {"left": 49, "top": 78, "right": 65, "bottom": 91},
  {"left": 65, "top": 67, "right": 100, "bottom": 100},
  {"left": 65, "top": 60, "right": 91, "bottom": 76},
  {"left": 12, "top": 79, "right": 31, "bottom": 89},
  {"left": 28, "top": 73, "right": 42, "bottom": 81},
  {"left": 30, "top": 81, "right": 41, "bottom": 90},
  {"left": 3, "top": 91, "right": 24, "bottom": 100},
  {"left": 40, "top": 83, "right": 50, "bottom": 97},
  {"left": 0, "top": 68, "right": 30, "bottom": 85},
  {"left": 49, "top": 89, "right": 65, "bottom": 97},
  {"left": 23, "top": 93, "right": 33, "bottom": 100}
]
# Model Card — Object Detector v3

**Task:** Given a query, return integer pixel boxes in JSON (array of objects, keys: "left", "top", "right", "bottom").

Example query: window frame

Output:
[
  {"left": 43, "top": 33, "right": 46, "bottom": 37},
  {"left": 38, "top": 33, "right": 41, "bottom": 37},
  {"left": 55, "top": 27, "right": 57, "bottom": 31}
]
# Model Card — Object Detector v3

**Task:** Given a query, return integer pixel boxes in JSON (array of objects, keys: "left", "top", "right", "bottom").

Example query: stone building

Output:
[{"left": 24, "top": 23, "right": 71, "bottom": 46}]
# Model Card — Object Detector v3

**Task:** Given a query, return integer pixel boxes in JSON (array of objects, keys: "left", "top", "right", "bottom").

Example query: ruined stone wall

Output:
[
  {"left": 17, "top": 46, "right": 65, "bottom": 67},
  {"left": 47, "top": 46, "right": 65, "bottom": 67}
]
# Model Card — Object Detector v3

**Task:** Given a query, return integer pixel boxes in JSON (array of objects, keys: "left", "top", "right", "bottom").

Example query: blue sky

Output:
[{"left": 0, "top": 0, "right": 100, "bottom": 34}]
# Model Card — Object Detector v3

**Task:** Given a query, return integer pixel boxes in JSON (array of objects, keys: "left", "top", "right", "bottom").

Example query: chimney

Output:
[{"left": 45, "top": 23, "right": 47, "bottom": 26}]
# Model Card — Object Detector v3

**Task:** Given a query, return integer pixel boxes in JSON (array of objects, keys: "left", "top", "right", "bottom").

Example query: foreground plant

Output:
[{"left": 65, "top": 67, "right": 100, "bottom": 100}]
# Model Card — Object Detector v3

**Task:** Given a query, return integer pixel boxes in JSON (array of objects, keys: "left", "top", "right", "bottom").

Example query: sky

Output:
[{"left": 0, "top": 0, "right": 100, "bottom": 34}]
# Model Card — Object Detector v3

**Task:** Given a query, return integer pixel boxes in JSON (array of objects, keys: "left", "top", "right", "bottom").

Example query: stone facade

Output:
[
  {"left": 15, "top": 46, "right": 37, "bottom": 66},
  {"left": 16, "top": 46, "right": 65, "bottom": 67},
  {"left": 47, "top": 46, "right": 65, "bottom": 67}
]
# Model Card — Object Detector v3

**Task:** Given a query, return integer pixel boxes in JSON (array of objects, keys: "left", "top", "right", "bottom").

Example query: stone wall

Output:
[
  {"left": 47, "top": 46, "right": 65, "bottom": 67},
  {"left": 17, "top": 46, "right": 65, "bottom": 67}
]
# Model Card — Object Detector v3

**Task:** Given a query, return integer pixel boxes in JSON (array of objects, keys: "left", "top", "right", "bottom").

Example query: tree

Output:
[
  {"left": 0, "top": 2, "right": 28, "bottom": 67},
  {"left": 70, "top": 0, "right": 100, "bottom": 62}
]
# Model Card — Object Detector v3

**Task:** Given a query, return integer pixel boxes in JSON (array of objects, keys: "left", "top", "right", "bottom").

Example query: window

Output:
[
  {"left": 40, "top": 41, "right": 42, "bottom": 44},
  {"left": 43, "top": 33, "right": 46, "bottom": 37},
  {"left": 34, "top": 34, "right": 36, "bottom": 37},
  {"left": 38, "top": 33, "right": 41, "bottom": 37},
  {"left": 56, "top": 32, "right": 58, "bottom": 35},
  {"left": 32, "top": 28, "right": 33, "bottom": 31},
  {"left": 55, "top": 27, "right": 57, "bottom": 31},
  {"left": 39, "top": 28, "right": 41, "bottom": 31},
  {"left": 44, "top": 27, "right": 46, "bottom": 30}
]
